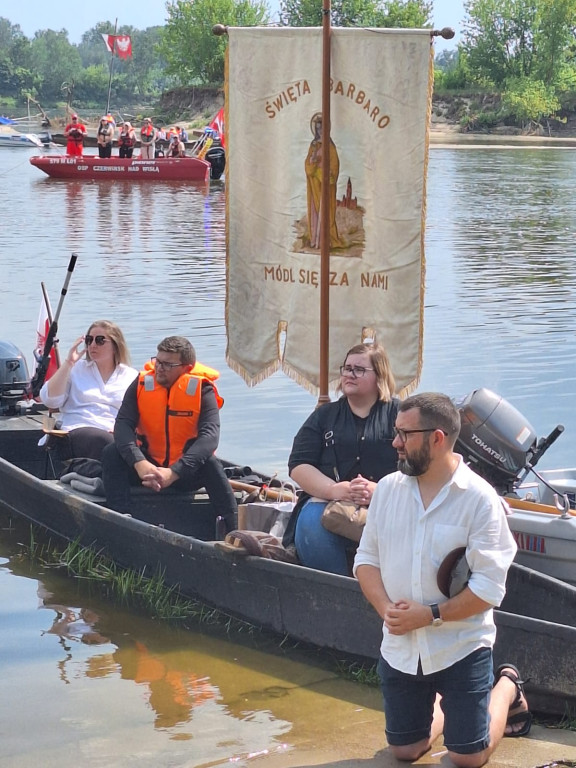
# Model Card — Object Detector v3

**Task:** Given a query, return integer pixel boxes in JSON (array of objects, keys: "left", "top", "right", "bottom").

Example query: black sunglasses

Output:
[{"left": 85, "top": 335, "right": 108, "bottom": 346}]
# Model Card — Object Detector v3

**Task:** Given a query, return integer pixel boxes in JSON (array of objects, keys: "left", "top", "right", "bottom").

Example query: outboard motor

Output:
[
  {"left": 0, "top": 341, "right": 31, "bottom": 415},
  {"left": 205, "top": 144, "right": 226, "bottom": 180},
  {"left": 455, "top": 388, "right": 540, "bottom": 494}
]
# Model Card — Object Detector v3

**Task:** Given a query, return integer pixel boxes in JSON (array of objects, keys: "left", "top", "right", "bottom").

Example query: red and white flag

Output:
[
  {"left": 101, "top": 34, "right": 132, "bottom": 60},
  {"left": 209, "top": 108, "right": 225, "bottom": 148},
  {"left": 34, "top": 300, "right": 58, "bottom": 383}
]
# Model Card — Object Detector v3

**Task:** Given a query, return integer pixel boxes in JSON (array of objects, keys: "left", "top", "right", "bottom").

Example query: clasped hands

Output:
[
  {"left": 384, "top": 600, "right": 432, "bottom": 635},
  {"left": 135, "top": 460, "right": 177, "bottom": 493},
  {"left": 339, "top": 474, "right": 374, "bottom": 506}
]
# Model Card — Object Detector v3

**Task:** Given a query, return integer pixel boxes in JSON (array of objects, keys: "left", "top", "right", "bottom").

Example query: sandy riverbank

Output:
[{"left": 430, "top": 123, "right": 576, "bottom": 148}]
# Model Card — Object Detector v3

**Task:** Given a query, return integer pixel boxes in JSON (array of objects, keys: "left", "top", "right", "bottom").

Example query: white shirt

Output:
[
  {"left": 353, "top": 457, "right": 517, "bottom": 675},
  {"left": 40, "top": 359, "right": 138, "bottom": 432}
]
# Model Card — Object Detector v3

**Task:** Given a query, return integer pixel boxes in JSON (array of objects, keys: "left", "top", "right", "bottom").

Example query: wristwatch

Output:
[{"left": 430, "top": 603, "right": 443, "bottom": 627}]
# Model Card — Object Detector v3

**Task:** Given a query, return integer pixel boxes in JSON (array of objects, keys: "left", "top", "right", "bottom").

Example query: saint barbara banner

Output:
[{"left": 226, "top": 28, "right": 432, "bottom": 394}]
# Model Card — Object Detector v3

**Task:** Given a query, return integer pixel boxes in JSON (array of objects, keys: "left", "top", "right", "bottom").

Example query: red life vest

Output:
[
  {"left": 136, "top": 361, "right": 223, "bottom": 467},
  {"left": 118, "top": 131, "right": 135, "bottom": 147},
  {"left": 141, "top": 125, "right": 155, "bottom": 143}
]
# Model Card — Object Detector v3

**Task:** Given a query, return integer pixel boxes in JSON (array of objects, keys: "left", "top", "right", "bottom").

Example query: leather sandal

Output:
[{"left": 495, "top": 663, "right": 532, "bottom": 737}]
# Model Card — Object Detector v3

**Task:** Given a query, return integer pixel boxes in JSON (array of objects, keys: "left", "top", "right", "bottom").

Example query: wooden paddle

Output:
[
  {"left": 505, "top": 496, "right": 576, "bottom": 517},
  {"left": 228, "top": 479, "right": 297, "bottom": 502}
]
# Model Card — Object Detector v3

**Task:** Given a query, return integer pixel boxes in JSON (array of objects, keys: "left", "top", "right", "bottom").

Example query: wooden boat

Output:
[
  {"left": 0, "top": 409, "right": 575, "bottom": 716},
  {"left": 29, "top": 153, "right": 211, "bottom": 182}
]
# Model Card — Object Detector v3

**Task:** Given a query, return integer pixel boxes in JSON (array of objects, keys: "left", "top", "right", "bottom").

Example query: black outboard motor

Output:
[
  {"left": 205, "top": 143, "right": 226, "bottom": 180},
  {"left": 455, "top": 388, "right": 539, "bottom": 494},
  {"left": 0, "top": 341, "right": 31, "bottom": 415}
]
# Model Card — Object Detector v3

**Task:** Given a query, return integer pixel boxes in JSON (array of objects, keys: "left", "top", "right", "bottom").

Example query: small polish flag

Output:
[
  {"left": 34, "top": 300, "right": 58, "bottom": 383},
  {"left": 101, "top": 34, "right": 132, "bottom": 59}
]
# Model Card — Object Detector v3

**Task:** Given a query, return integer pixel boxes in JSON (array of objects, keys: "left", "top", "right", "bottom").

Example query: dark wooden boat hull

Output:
[
  {"left": 29, "top": 154, "right": 211, "bottom": 182},
  {"left": 0, "top": 417, "right": 575, "bottom": 715}
]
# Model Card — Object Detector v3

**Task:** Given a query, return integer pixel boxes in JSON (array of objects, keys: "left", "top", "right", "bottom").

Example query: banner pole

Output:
[
  {"left": 318, "top": 0, "right": 332, "bottom": 405},
  {"left": 105, "top": 18, "right": 118, "bottom": 116}
]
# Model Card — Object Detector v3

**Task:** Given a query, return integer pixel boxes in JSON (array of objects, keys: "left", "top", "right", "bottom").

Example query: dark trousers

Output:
[
  {"left": 101, "top": 443, "right": 238, "bottom": 520},
  {"left": 119, "top": 146, "right": 133, "bottom": 158},
  {"left": 51, "top": 427, "right": 114, "bottom": 461},
  {"left": 98, "top": 143, "right": 112, "bottom": 158}
]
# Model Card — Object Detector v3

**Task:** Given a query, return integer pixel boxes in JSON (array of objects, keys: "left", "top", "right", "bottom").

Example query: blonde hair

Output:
[
  {"left": 336, "top": 343, "right": 396, "bottom": 401},
  {"left": 86, "top": 320, "right": 131, "bottom": 367}
]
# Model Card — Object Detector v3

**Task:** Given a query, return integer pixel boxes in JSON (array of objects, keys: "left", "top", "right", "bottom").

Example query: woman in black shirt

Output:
[{"left": 284, "top": 343, "right": 399, "bottom": 575}]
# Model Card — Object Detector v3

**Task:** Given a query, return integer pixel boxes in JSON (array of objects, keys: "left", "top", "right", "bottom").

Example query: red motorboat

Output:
[{"left": 30, "top": 153, "right": 211, "bottom": 182}]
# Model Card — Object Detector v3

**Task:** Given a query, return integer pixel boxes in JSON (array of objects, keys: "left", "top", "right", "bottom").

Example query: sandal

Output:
[{"left": 495, "top": 663, "right": 532, "bottom": 737}]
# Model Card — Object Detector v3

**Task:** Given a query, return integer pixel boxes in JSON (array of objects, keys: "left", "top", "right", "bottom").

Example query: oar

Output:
[
  {"left": 30, "top": 253, "right": 78, "bottom": 397},
  {"left": 228, "top": 479, "right": 296, "bottom": 503},
  {"left": 506, "top": 496, "right": 576, "bottom": 517}
]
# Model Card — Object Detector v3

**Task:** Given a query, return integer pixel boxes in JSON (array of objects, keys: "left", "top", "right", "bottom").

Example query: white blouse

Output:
[{"left": 40, "top": 359, "right": 138, "bottom": 432}]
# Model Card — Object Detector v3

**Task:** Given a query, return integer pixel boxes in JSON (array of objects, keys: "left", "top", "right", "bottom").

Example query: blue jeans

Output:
[
  {"left": 378, "top": 648, "right": 493, "bottom": 755},
  {"left": 294, "top": 499, "right": 352, "bottom": 575}
]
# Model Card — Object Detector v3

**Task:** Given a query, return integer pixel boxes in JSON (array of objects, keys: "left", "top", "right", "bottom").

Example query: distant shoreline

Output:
[{"left": 429, "top": 125, "right": 576, "bottom": 148}]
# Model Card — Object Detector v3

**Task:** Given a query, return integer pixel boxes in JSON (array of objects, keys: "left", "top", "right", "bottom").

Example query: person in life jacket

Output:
[
  {"left": 140, "top": 117, "right": 157, "bottom": 160},
  {"left": 64, "top": 114, "right": 87, "bottom": 157},
  {"left": 101, "top": 336, "right": 238, "bottom": 530},
  {"left": 117, "top": 122, "right": 136, "bottom": 158},
  {"left": 167, "top": 131, "right": 186, "bottom": 158},
  {"left": 97, "top": 116, "right": 115, "bottom": 159}
]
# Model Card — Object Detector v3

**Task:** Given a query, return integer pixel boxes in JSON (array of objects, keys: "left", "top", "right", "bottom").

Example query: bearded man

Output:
[{"left": 354, "top": 392, "right": 531, "bottom": 768}]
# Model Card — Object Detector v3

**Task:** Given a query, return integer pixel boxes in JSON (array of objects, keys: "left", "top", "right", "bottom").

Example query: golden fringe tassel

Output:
[{"left": 225, "top": 355, "right": 281, "bottom": 388}]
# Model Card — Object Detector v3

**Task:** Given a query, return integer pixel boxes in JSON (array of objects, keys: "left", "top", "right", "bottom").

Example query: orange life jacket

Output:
[
  {"left": 136, "top": 361, "right": 223, "bottom": 466},
  {"left": 141, "top": 124, "right": 155, "bottom": 143}
]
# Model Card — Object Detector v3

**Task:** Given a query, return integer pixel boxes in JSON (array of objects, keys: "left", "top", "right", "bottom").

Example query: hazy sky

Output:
[{"left": 4, "top": 0, "right": 464, "bottom": 49}]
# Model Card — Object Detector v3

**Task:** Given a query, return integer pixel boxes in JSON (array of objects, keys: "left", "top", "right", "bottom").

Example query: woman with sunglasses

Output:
[
  {"left": 39, "top": 320, "right": 138, "bottom": 460},
  {"left": 283, "top": 342, "right": 399, "bottom": 576}
]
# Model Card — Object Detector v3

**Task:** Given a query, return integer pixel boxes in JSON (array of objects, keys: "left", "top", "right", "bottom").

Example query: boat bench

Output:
[{"left": 47, "top": 480, "right": 239, "bottom": 540}]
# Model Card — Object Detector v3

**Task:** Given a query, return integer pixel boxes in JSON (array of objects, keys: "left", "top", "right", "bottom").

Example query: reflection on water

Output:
[{"left": 0, "top": 513, "right": 384, "bottom": 767}]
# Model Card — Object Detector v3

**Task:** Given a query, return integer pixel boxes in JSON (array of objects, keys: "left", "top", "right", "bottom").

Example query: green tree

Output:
[
  {"left": 0, "top": 18, "right": 36, "bottom": 97},
  {"left": 29, "top": 29, "right": 83, "bottom": 102},
  {"left": 501, "top": 76, "right": 560, "bottom": 126},
  {"left": 161, "top": 0, "right": 270, "bottom": 85},
  {"left": 280, "top": 0, "right": 430, "bottom": 27},
  {"left": 462, "top": 0, "right": 576, "bottom": 88},
  {"left": 373, "top": 0, "right": 432, "bottom": 27}
]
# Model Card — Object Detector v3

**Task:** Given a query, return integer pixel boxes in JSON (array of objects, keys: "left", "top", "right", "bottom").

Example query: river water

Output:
[{"left": 2, "top": 144, "right": 576, "bottom": 764}]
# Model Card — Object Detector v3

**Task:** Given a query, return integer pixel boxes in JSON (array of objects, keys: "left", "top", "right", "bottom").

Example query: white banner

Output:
[{"left": 226, "top": 27, "right": 432, "bottom": 394}]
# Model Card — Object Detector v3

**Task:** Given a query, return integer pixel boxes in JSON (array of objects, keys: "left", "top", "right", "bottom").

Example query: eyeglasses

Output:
[
  {"left": 339, "top": 365, "right": 374, "bottom": 378},
  {"left": 151, "top": 356, "right": 185, "bottom": 370},
  {"left": 393, "top": 427, "right": 448, "bottom": 442},
  {"left": 85, "top": 335, "right": 108, "bottom": 346}
]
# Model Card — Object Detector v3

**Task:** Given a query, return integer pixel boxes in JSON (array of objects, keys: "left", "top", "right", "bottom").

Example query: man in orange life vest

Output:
[
  {"left": 65, "top": 114, "right": 87, "bottom": 156},
  {"left": 101, "top": 336, "right": 238, "bottom": 528}
]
